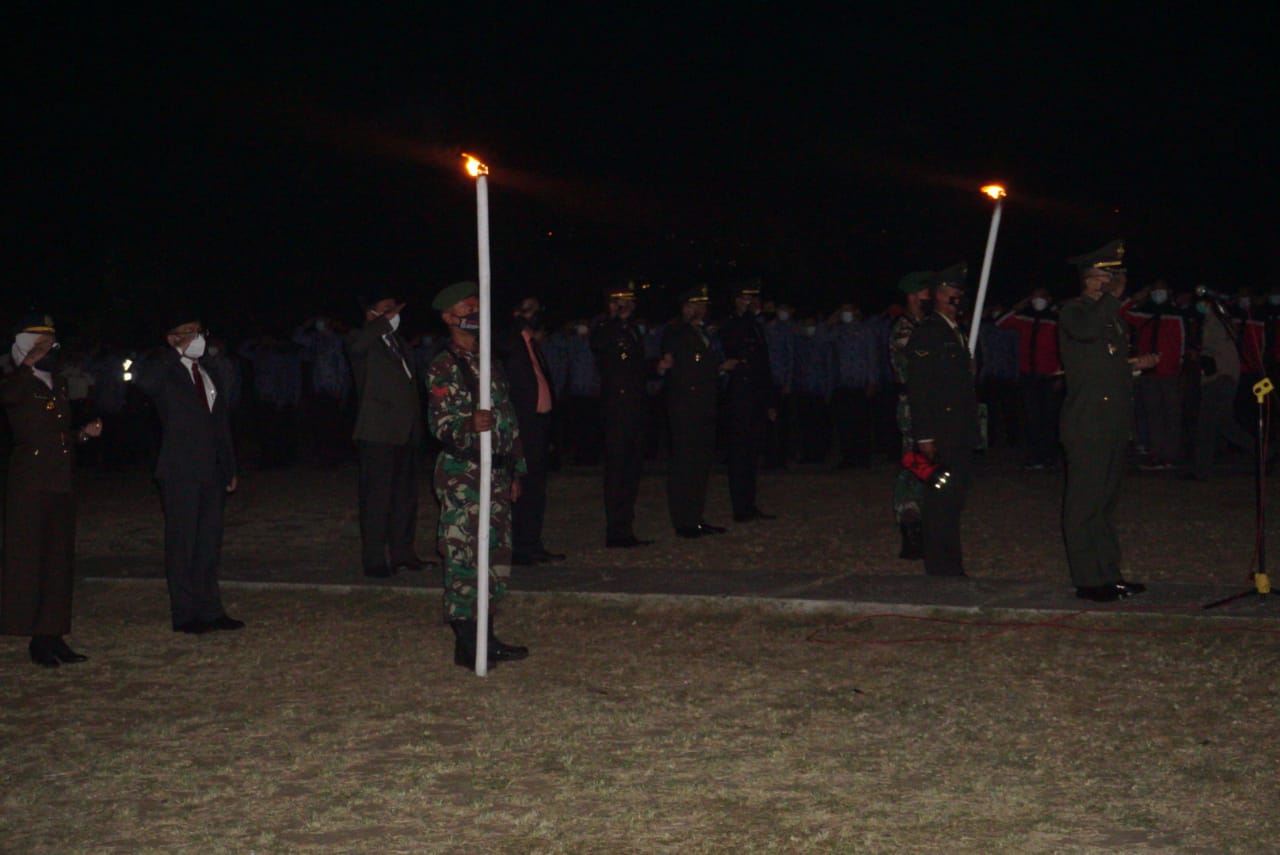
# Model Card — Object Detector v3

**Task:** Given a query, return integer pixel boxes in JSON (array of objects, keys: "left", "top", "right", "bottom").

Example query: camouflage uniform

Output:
[
  {"left": 426, "top": 342, "right": 526, "bottom": 620},
  {"left": 890, "top": 313, "right": 924, "bottom": 524}
]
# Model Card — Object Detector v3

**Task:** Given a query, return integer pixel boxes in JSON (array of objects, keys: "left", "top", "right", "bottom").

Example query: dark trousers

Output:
[
  {"left": 357, "top": 440, "right": 420, "bottom": 573},
  {"left": 1018, "top": 373, "right": 1063, "bottom": 466},
  {"left": 564, "top": 395, "right": 602, "bottom": 464},
  {"left": 1062, "top": 435, "right": 1126, "bottom": 587},
  {"left": 667, "top": 398, "right": 715, "bottom": 528},
  {"left": 980, "top": 377, "right": 1020, "bottom": 448},
  {"left": 796, "top": 393, "right": 831, "bottom": 462},
  {"left": 921, "top": 442, "right": 972, "bottom": 576},
  {"left": 831, "top": 386, "right": 872, "bottom": 466},
  {"left": 1, "top": 490, "right": 74, "bottom": 636},
  {"left": 513, "top": 411, "right": 551, "bottom": 556},
  {"left": 1134, "top": 374, "right": 1182, "bottom": 462},
  {"left": 1193, "top": 376, "right": 1255, "bottom": 479},
  {"left": 160, "top": 478, "right": 227, "bottom": 627},
  {"left": 726, "top": 383, "right": 767, "bottom": 516},
  {"left": 603, "top": 398, "right": 647, "bottom": 539}
]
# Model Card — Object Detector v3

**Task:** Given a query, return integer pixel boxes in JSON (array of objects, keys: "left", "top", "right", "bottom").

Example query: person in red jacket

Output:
[
  {"left": 1121, "top": 280, "right": 1186, "bottom": 469},
  {"left": 997, "top": 288, "right": 1063, "bottom": 469}
]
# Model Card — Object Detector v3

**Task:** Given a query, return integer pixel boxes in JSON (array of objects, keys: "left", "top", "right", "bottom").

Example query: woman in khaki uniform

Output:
[{"left": 1, "top": 313, "right": 101, "bottom": 667}]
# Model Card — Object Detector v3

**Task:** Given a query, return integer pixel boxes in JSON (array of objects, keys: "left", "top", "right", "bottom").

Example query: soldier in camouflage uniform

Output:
[
  {"left": 890, "top": 271, "right": 936, "bottom": 559},
  {"left": 425, "top": 281, "right": 530, "bottom": 668}
]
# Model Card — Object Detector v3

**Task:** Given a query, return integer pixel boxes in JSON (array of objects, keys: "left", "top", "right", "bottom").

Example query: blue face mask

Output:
[{"left": 1196, "top": 303, "right": 1209, "bottom": 315}]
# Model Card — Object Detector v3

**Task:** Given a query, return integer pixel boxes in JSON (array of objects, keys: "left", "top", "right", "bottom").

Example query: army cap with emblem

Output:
[
  {"left": 935, "top": 262, "right": 968, "bottom": 287},
  {"left": 1068, "top": 239, "right": 1126, "bottom": 275},
  {"left": 15, "top": 311, "right": 56, "bottom": 336},
  {"left": 680, "top": 285, "right": 711, "bottom": 304},
  {"left": 608, "top": 280, "right": 638, "bottom": 301},
  {"left": 431, "top": 280, "right": 478, "bottom": 311}
]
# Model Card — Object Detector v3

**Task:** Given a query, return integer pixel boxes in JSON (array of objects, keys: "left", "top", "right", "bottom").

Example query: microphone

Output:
[{"left": 1194, "top": 285, "right": 1230, "bottom": 302}]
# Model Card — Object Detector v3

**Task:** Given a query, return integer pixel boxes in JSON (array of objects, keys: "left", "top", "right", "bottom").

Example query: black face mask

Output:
[{"left": 34, "top": 352, "right": 61, "bottom": 372}]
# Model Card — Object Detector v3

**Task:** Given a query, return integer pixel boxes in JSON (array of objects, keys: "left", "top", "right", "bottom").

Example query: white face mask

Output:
[
  {"left": 183, "top": 334, "right": 207, "bottom": 359},
  {"left": 777, "top": 310, "right": 791, "bottom": 322},
  {"left": 1151, "top": 289, "right": 1169, "bottom": 305},
  {"left": 839, "top": 311, "right": 855, "bottom": 324},
  {"left": 1031, "top": 297, "right": 1049, "bottom": 312},
  {"left": 576, "top": 325, "right": 589, "bottom": 336},
  {"left": 389, "top": 314, "right": 401, "bottom": 332}
]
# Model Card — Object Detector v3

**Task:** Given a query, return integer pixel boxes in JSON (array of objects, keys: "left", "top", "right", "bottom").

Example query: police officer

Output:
[
  {"left": 906, "top": 263, "right": 979, "bottom": 577},
  {"left": 2, "top": 314, "right": 101, "bottom": 666},
  {"left": 718, "top": 281, "right": 777, "bottom": 522},
  {"left": 425, "top": 281, "right": 529, "bottom": 668},
  {"left": 591, "top": 281, "right": 654, "bottom": 547},
  {"left": 1060, "top": 241, "right": 1156, "bottom": 601},
  {"left": 660, "top": 286, "right": 727, "bottom": 538}
]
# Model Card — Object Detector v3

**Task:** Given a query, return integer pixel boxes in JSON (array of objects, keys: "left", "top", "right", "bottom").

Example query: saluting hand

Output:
[{"left": 1129, "top": 353, "right": 1160, "bottom": 371}]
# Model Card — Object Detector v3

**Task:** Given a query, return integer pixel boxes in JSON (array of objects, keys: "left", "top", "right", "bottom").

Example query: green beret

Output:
[
  {"left": 936, "top": 261, "right": 968, "bottom": 287},
  {"left": 897, "top": 271, "right": 937, "bottom": 295},
  {"left": 1067, "top": 239, "right": 1126, "bottom": 274},
  {"left": 431, "top": 281, "right": 478, "bottom": 311}
]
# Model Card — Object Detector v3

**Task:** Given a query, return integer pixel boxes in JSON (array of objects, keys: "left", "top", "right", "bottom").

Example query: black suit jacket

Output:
[
  {"left": 499, "top": 329, "right": 554, "bottom": 427},
  {"left": 136, "top": 350, "right": 237, "bottom": 485},
  {"left": 346, "top": 316, "right": 422, "bottom": 445}
]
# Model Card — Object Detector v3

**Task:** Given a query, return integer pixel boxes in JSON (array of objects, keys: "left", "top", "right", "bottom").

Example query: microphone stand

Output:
[{"left": 1203, "top": 295, "right": 1273, "bottom": 608}]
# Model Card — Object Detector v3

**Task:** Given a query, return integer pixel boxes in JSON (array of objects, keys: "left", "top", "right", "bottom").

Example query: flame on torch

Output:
[
  {"left": 981, "top": 184, "right": 1007, "bottom": 200},
  {"left": 463, "top": 153, "right": 489, "bottom": 177}
]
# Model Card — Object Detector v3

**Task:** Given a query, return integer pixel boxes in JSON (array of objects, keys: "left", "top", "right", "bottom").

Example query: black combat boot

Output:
[
  {"left": 899, "top": 520, "right": 923, "bottom": 560},
  {"left": 488, "top": 618, "right": 529, "bottom": 662},
  {"left": 450, "top": 619, "right": 480, "bottom": 669}
]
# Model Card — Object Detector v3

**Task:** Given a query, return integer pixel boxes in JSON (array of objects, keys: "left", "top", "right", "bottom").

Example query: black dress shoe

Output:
[
  {"left": 488, "top": 628, "right": 529, "bottom": 662},
  {"left": 50, "top": 636, "right": 88, "bottom": 664},
  {"left": 1075, "top": 585, "right": 1123, "bottom": 603},
  {"left": 1115, "top": 580, "right": 1147, "bottom": 597},
  {"left": 363, "top": 565, "right": 395, "bottom": 578},
  {"left": 696, "top": 523, "right": 726, "bottom": 535},
  {"left": 675, "top": 526, "right": 704, "bottom": 538},
  {"left": 606, "top": 535, "right": 654, "bottom": 548},
  {"left": 174, "top": 619, "right": 213, "bottom": 634},
  {"left": 29, "top": 637, "right": 60, "bottom": 668},
  {"left": 391, "top": 555, "right": 437, "bottom": 572},
  {"left": 208, "top": 615, "right": 246, "bottom": 631},
  {"left": 733, "top": 507, "right": 777, "bottom": 522}
]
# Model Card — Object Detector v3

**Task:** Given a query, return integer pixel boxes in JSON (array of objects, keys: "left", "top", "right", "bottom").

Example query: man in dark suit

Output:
[
  {"left": 906, "top": 263, "right": 979, "bottom": 577},
  {"left": 501, "top": 296, "right": 565, "bottom": 566},
  {"left": 136, "top": 316, "right": 243, "bottom": 633},
  {"left": 347, "top": 293, "right": 429, "bottom": 578},
  {"left": 718, "top": 281, "right": 778, "bottom": 522}
]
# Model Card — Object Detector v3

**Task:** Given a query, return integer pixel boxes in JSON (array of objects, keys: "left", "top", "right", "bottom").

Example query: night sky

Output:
[{"left": 10, "top": 5, "right": 1277, "bottom": 340}]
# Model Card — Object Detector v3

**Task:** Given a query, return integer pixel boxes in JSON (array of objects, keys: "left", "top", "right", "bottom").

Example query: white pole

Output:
[
  {"left": 968, "top": 197, "right": 1004, "bottom": 356},
  {"left": 474, "top": 170, "right": 493, "bottom": 677}
]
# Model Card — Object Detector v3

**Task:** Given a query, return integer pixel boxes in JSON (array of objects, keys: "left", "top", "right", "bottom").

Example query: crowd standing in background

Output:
[{"left": 4, "top": 241, "right": 1276, "bottom": 665}]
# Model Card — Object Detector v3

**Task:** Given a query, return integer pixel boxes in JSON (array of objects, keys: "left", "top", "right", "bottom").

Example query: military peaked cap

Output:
[{"left": 431, "top": 281, "right": 478, "bottom": 311}]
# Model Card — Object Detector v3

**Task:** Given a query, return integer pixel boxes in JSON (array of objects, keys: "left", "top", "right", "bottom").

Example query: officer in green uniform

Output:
[
  {"left": 590, "top": 280, "right": 654, "bottom": 547},
  {"left": 660, "top": 286, "right": 727, "bottom": 538},
  {"left": 906, "top": 263, "right": 978, "bottom": 577},
  {"left": 1059, "top": 241, "right": 1156, "bottom": 601},
  {"left": 890, "top": 270, "right": 936, "bottom": 559},
  {"left": 2, "top": 313, "right": 101, "bottom": 666},
  {"left": 425, "top": 281, "right": 529, "bottom": 668}
]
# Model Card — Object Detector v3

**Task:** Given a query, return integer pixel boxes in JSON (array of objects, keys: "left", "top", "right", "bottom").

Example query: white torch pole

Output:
[
  {"left": 473, "top": 162, "right": 493, "bottom": 677},
  {"left": 968, "top": 186, "right": 1006, "bottom": 356}
]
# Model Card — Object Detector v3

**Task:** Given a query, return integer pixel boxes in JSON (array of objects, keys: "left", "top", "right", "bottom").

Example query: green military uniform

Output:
[
  {"left": 661, "top": 288, "right": 720, "bottom": 533},
  {"left": 426, "top": 342, "right": 526, "bottom": 620},
  {"left": 1, "top": 366, "right": 78, "bottom": 639},
  {"left": 890, "top": 271, "right": 936, "bottom": 551},
  {"left": 906, "top": 291, "right": 979, "bottom": 577},
  {"left": 1058, "top": 290, "right": 1134, "bottom": 587}
]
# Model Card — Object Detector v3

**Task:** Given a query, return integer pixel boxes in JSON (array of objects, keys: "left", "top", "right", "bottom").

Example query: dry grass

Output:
[{"left": 3, "top": 582, "right": 1279, "bottom": 854}]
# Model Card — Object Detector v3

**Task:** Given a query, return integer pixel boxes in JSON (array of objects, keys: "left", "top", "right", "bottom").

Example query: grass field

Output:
[{"left": 4, "top": 582, "right": 1279, "bottom": 854}]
